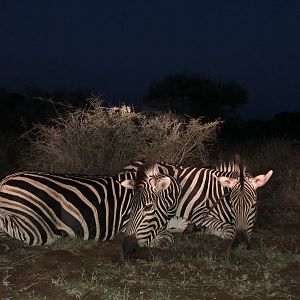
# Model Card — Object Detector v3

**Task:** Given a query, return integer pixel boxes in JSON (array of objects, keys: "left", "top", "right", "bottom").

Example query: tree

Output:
[{"left": 143, "top": 73, "right": 248, "bottom": 119}]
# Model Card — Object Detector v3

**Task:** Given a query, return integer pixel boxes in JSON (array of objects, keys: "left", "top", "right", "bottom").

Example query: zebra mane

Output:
[
  {"left": 216, "top": 154, "right": 247, "bottom": 184},
  {"left": 234, "top": 154, "right": 247, "bottom": 189}
]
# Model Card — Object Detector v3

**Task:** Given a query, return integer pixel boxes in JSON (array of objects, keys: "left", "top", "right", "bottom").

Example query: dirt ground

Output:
[
  {"left": 0, "top": 223, "right": 300, "bottom": 300},
  {"left": 0, "top": 234, "right": 127, "bottom": 300}
]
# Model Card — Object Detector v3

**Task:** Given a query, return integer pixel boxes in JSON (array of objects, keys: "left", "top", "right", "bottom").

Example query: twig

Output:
[{"left": 0, "top": 253, "right": 36, "bottom": 269}]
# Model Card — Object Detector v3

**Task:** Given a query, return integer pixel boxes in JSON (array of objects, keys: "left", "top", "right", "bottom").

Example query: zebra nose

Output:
[
  {"left": 123, "top": 235, "right": 139, "bottom": 256},
  {"left": 232, "top": 231, "right": 250, "bottom": 249}
]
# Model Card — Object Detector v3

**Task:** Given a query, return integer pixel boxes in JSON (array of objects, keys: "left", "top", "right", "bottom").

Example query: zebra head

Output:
[
  {"left": 121, "top": 162, "right": 181, "bottom": 255},
  {"left": 217, "top": 158, "right": 273, "bottom": 249}
]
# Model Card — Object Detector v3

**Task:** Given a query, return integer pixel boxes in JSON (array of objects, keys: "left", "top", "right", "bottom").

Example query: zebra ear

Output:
[
  {"left": 217, "top": 176, "right": 239, "bottom": 189},
  {"left": 120, "top": 179, "right": 137, "bottom": 189},
  {"left": 152, "top": 176, "right": 171, "bottom": 191},
  {"left": 249, "top": 170, "right": 273, "bottom": 189}
]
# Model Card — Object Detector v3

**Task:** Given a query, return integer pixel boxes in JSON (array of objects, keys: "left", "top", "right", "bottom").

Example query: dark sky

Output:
[{"left": 1, "top": 1, "right": 300, "bottom": 120}]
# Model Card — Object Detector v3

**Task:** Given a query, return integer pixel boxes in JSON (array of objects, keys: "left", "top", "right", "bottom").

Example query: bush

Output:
[
  {"left": 0, "top": 133, "right": 26, "bottom": 178},
  {"left": 21, "top": 98, "right": 222, "bottom": 175},
  {"left": 251, "top": 138, "right": 300, "bottom": 210}
]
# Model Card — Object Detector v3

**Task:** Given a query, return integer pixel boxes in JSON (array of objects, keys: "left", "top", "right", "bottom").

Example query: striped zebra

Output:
[
  {"left": 0, "top": 162, "right": 180, "bottom": 247},
  {"left": 121, "top": 161, "right": 181, "bottom": 255},
  {"left": 124, "top": 156, "right": 273, "bottom": 248}
]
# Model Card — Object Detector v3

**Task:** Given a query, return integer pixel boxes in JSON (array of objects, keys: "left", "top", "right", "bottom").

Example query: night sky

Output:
[{"left": 1, "top": 1, "right": 300, "bottom": 120}]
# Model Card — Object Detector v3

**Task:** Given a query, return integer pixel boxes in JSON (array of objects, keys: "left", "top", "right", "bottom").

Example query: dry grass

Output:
[{"left": 2, "top": 229, "right": 298, "bottom": 300}]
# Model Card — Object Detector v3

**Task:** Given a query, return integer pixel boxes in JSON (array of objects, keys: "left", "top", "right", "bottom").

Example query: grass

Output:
[
  {"left": 0, "top": 205, "right": 299, "bottom": 300},
  {"left": 21, "top": 293, "right": 47, "bottom": 300},
  {"left": 48, "top": 236, "right": 103, "bottom": 251},
  {"left": 3, "top": 229, "right": 296, "bottom": 300},
  {"left": 52, "top": 268, "right": 129, "bottom": 300}
]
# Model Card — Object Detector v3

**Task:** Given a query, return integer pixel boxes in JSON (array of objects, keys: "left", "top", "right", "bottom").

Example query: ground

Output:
[{"left": 0, "top": 213, "right": 299, "bottom": 300}]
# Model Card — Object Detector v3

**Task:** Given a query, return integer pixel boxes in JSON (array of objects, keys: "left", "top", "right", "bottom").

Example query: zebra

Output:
[
  {"left": 120, "top": 161, "right": 182, "bottom": 255},
  {"left": 0, "top": 162, "right": 180, "bottom": 247},
  {"left": 124, "top": 155, "right": 273, "bottom": 248}
]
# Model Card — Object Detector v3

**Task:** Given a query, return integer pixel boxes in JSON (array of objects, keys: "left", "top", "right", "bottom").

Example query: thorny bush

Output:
[{"left": 22, "top": 97, "right": 222, "bottom": 175}]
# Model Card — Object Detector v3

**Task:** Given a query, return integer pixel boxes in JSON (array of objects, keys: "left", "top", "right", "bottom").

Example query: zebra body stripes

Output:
[
  {"left": 125, "top": 157, "right": 273, "bottom": 248},
  {"left": 0, "top": 170, "right": 138, "bottom": 245}
]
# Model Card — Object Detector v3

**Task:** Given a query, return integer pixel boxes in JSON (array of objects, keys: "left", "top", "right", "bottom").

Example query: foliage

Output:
[
  {"left": 21, "top": 97, "right": 221, "bottom": 175},
  {"left": 144, "top": 73, "right": 248, "bottom": 119},
  {"left": 271, "top": 111, "right": 300, "bottom": 139},
  {"left": 251, "top": 138, "right": 300, "bottom": 210},
  {"left": 0, "top": 133, "right": 26, "bottom": 178},
  {"left": 0, "top": 88, "right": 94, "bottom": 135},
  {"left": 0, "top": 89, "right": 68, "bottom": 133},
  {"left": 1, "top": 230, "right": 299, "bottom": 299}
]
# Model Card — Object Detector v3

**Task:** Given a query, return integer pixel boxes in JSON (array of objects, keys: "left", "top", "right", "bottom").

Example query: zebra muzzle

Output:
[
  {"left": 232, "top": 230, "right": 250, "bottom": 249},
  {"left": 123, "top": 235, "right": 140, "bottom": 256}
]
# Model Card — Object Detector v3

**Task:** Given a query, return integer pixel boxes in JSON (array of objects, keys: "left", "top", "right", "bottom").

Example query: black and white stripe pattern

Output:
[
  {"left": 121, "top": 162, "right": 181, "bottom": 255},
  {"left": 125, "top": 156, "right": 273, "bottom": 247},
  {"left": 0, "top": 171, "right": 137, "bottom": 245}
]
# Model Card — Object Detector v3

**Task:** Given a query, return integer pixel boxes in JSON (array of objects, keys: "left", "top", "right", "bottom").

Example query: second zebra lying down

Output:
[{"left": 125, "top": 155, "right": 273, "bottom": 249}]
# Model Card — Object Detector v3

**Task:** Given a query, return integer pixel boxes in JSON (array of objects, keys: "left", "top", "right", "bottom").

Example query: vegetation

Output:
[
  {"left": 0, "top": 133, "right": 25, "bottom": 178},
  {"left": 21, "top": 97, "right": 221, "bottom": 175},
  {"left": 1, "top": 225, "right": 299, "bottom": 299},
  {"left": 49, "top": 235, "right": 300, "bottom": 299},
  {"left": 143, "top": 73, "right": 248, "bottom": 119}
]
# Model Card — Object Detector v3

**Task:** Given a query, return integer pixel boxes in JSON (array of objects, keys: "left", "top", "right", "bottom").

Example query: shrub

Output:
[
  {"left": 251, "top": 138, "right": 300, "bottom": 210},
  {"left": 0, "top": 133, "right": 26, "bottom": 178},
  {"left": 21, "top": 97, "right": 222, "bottom": 175}
]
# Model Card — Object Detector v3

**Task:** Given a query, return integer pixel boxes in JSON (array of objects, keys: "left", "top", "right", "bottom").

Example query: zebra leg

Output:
[
  {"left": 149, "top": 217, "right": 193, "bottom": 248},
  {"left": 149, "top": 231, "right": 174, "bottom": 248},
  {"left": 193, "top": 217, "right": 235, "bottom": 240}
]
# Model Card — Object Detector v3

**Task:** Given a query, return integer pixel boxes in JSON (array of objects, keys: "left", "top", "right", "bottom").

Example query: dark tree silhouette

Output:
[
  {"left": 271, "top": 111, "right": 300, "bottom": 139},
  {"left": 0, "top": 87, "right": 96, "bottom": 133},
  {"left": 143, "top": 73, "right": 248, "bottom": 119},
  {"left": 25, "top": 86, "right": 92, "bottom": 107}
]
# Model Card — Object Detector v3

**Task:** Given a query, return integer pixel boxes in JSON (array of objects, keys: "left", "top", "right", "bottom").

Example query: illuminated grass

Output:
[{"left": 47, "top": 236, "right": 101, "bottom": 250}]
